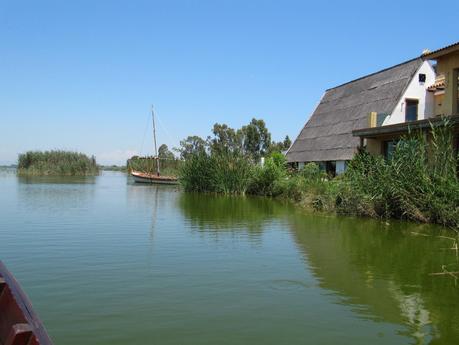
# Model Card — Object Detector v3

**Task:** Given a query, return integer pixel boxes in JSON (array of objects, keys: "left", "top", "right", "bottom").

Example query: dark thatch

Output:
[{"left": 287, "top": 58, "right": 423, "bottom": 163}]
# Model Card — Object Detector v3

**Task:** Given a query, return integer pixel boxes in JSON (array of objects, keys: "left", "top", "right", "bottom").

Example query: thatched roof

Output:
[{"left": 287, "top": 58, "right": 423, "bottom": 162}]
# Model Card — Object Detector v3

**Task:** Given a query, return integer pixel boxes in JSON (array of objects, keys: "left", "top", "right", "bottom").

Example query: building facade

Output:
[{"left": 287, "top": 42, "right": 459, "bottom": 174}]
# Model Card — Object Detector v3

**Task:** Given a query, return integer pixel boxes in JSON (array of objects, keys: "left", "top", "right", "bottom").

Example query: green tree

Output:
[
  {"left": 158, "top": 144, "right": 175, "bottom": 160},
  {"left": 283, "top": 135, "right": 292, "bottom": 150},
  {"left": 269, "top": 135, "right": 292, "bottom": 154},
  {"left": 209, "top": 123, "right": 242, "bottom": 154},
  {"left": 241, "top": 118, "right": 271, "bottom": 162},
  {"left": 176, "top": 135, "right": 207, "bottom": 160}
]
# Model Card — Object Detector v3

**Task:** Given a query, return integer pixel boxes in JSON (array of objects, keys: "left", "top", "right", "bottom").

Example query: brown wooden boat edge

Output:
[
  {"left": 130, "top": 170, "right": 179, "bottom": 182},
  {"left": 0, "top": 261, "right": 54, "bottom": 345}
]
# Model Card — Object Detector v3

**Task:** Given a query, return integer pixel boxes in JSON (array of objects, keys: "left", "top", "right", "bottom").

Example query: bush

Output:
[{"left": 247, "top": 156, "right": 286, "bottom": 196}]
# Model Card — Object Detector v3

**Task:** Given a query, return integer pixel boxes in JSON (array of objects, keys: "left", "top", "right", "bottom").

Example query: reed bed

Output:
[
  {"left": 179, "top": 119, "right": 459, "bottom": 229},
  {"left": 17, "top": 150, "right": 99, "bottom": 176}
]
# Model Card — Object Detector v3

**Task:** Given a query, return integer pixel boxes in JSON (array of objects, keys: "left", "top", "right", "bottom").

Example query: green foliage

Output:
[
  {"left": 158, "top": 144, "right": 175, "bottom": 160},
  {"left": 176, "top": 135, "right": 208, "bottom": 160},
  {"left": 269, "top": 151, "right": 287, "bottom": 168},
  {"left": 270, "top": 135, "right": 292, "bottom": 154},
  {"left": 17, "top": 150, "right": 99, "bottom": 176},
  {"left": 247, "top": 156, "right": 286, "bottom": 196},
  {"left": 301, "top": 162, "right": 326, "bottom": 183},
  {"left": 178, "top": 152, "right": 217, "bottom": 193},
  {"left": 179, "top": 151, "right": 253, "bottom": 194},
  {"left": 209, "top": 123, "right": 242, "bottom": 155},
  {"left": 339, "top": 118, "right": 459, "bottom": 228},
  {"left": 240, "top": 118, "right": 271, "bottom": 162}
]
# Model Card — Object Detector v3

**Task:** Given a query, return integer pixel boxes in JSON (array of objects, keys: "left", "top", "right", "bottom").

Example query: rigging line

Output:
[
  {"left": 155, "top": 111, "right": 176, "bottom": 148},
  {"left": 139, "top": 109, "right": 151, "bottom": 156}
]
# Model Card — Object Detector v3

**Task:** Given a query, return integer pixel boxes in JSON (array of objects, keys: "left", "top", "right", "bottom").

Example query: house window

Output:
[
  {"left": 383, "top": 140, "right": 397, "bottom": 160},
  {"left": 405, "top": 99, "right": 418, "bottom": 122},
  {"left": 325, "top": 161, "right": 336, "bottom": 177}
]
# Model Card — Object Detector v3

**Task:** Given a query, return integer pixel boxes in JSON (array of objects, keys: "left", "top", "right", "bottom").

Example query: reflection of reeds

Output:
[{"left": 17, "top": 150, "right": 99, "bottom": 176}]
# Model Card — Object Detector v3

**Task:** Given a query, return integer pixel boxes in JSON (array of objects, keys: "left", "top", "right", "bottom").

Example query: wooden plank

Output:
[{"left": 4, "top": 324, "right": 32, "bottom": 345}]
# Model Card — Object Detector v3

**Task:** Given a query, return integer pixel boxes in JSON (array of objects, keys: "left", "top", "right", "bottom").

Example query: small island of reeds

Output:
[{"left": 17, "top": 150, "right": 99, "bottom": 176}]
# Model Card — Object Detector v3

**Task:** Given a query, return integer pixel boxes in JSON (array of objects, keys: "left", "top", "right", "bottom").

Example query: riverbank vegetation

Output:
[
  {"left": 179, "top": 118, "right": 459, "bottom": 229},
  {"left": 17, "top": 150, "right": 99, "bottom": 176}
]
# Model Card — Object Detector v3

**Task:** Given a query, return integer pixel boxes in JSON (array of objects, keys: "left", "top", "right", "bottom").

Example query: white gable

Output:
[{"left": 382, "top": 61, "right": 436, "bottom": 125}]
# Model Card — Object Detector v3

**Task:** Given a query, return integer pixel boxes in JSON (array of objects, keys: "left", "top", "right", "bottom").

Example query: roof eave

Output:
[
  {"left": 422, "top": 42, "right": 459, "bottom": 60},
  {"left": 352, "top": 115, "right": 459, "bottom": 138}
]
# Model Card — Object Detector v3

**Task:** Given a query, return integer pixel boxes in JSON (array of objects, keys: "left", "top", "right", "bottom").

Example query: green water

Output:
[{"left": 1, "top": 169, "right": 458, "bottom": 344}]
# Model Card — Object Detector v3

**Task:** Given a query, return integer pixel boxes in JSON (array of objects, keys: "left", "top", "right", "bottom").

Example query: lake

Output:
[{"left": 0, "top": 169, "right": 458, "bottom": 344}]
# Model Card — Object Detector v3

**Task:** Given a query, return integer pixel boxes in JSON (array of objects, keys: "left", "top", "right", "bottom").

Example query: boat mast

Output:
[{"left": 152, "top": 105, "right": 160, "bottom": 176}]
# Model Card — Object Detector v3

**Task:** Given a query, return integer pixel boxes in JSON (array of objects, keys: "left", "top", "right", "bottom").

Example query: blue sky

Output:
[{"left": 1, "top": 0, "right": 458, "bottom": 165}]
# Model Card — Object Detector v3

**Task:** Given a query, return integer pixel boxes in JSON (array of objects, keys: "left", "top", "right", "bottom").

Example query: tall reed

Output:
[
  {"left": 339, "top": 118, "right": 459, "bottom": 228},
  {"left": 179, "top": 151, "right": 253, "bottom": 194},
  {"left": 17, "top": 150, "right": 99, "bottom": 176}
]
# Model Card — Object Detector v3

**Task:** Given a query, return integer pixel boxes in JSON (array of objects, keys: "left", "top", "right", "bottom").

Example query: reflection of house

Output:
[
  {"left": 288, "top": 215, "right": 436, "bottom": 342},
  {"left": 287, "top": 42, "right": 459, "bottom": 174}
]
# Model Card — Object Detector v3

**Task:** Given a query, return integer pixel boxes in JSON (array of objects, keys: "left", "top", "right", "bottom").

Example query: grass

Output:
[{"left": 17, "top": 150, "right": 99, "bottom": 176}]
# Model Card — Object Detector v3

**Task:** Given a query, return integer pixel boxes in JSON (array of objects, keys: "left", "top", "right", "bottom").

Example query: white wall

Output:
[{"left": 383, "top": 61, "right": 436, "bottom": 126}]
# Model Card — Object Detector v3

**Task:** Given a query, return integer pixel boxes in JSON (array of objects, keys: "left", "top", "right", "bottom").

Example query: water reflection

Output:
[
  {"left": 178, "top": 192, "right": 290, "bottom": 235},
  {"left": 17, "top": 175, "right": 97, "bottom": 185},
  {"left": 287, "top": 214, "right": 459, "bottom": 344},
  {"left": 178, "top": 192, "right": 459, "bottom": 344},
  {"left": 16, "top": 175, "right": 96, "bottom": 214}
]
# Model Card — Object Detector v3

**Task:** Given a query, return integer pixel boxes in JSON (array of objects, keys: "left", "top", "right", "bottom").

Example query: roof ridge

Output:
[{"left": 325, "top": 57, "right": 422, "bottom": 91}]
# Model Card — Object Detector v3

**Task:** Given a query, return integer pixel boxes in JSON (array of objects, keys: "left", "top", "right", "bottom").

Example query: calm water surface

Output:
[{"left": 1, "top": 169, "right": 458, "bottom": 344}]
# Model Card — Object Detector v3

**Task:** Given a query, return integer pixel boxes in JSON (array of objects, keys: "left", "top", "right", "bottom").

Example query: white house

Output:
[{"left": 286, "top": 57, "right": 436, "bottom": 175}]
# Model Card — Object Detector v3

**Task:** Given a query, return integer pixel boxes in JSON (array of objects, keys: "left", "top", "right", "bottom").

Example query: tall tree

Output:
[
  {"left": 158, "top": 144, "right": 175, "bottom": 160},
  {"left": 241, "top": 118, "right": 271, "bottom": 162},
  {"left": 176, "top": 135, "right": 207, "bottom": 160},
  {"left": 282, "top": 135, "right": 292, "bottom": 150},
  {"left": 209, "top": 123, "right": 242, "bottom": 154},
  {"left": 269, "top": 135, "right": 292, "bottom": 154}
]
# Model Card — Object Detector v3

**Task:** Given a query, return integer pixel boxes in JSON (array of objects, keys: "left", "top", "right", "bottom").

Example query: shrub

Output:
[{"left": 247, "top": 156, "right": 286, "bottom": 196}]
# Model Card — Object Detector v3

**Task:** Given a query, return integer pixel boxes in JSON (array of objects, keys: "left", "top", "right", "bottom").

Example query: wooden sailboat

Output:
[
  {"left": 0, "top": 261, "right": 54, "bottom": 345},
  {"left": 131, "top": 106, "right": 179, "bottom": 185}
]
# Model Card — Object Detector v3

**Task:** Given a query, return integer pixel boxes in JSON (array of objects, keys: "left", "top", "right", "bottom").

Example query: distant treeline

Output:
[{"left": 17, "top": 150, "right": 99, "bottom": 176}]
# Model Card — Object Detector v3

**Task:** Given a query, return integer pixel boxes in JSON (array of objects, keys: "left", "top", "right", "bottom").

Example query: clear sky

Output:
[{"left": 1, "top": 0, "right": 458, "bottom": 165}]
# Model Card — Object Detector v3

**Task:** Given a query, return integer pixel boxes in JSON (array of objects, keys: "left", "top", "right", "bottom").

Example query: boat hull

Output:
[
  {"left": 0, "top": 261, "right": 54, "bottom": 345},
  {"left": 131, "top": 171, "right": 179, "bottom": 185}
]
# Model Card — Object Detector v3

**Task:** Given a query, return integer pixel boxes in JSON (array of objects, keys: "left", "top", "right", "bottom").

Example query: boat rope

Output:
[
  {"left": 139, "top": 109, "right": 152, "bottom": 156},
  {"left": 155, "top": 110, "right": 176, "bottom": 150}
]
